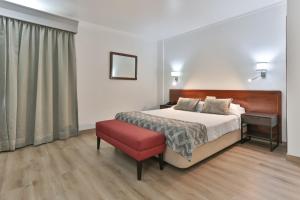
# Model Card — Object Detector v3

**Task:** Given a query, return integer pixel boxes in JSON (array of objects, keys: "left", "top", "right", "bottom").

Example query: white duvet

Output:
[{"left": 142, "top": 108, "right": 240, "bottom": 142}]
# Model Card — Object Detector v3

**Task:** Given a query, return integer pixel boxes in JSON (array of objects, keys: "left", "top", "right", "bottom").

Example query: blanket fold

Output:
[{"left": 115, "top": 111, "right": 208, "bottom": 161}]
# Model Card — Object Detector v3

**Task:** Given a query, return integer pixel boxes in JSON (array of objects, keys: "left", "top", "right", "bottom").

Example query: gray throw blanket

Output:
[{"left": 115, "top": 111, "right": 208, "bottom": 161}]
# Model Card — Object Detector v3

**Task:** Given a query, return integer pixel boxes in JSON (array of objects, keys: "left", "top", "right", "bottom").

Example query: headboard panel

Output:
[{"left": 170, "top": 89, "right": 282, "bottom": 141}]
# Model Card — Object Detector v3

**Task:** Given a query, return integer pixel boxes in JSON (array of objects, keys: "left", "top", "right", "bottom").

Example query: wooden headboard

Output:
[{"left": 170, "top": 89, "right": 282, "bottom": 141}]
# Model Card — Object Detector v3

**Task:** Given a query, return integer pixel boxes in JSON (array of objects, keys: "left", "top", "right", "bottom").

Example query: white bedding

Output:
[{"left": 142, "top": 108, "right": 240, "bottom": 142}]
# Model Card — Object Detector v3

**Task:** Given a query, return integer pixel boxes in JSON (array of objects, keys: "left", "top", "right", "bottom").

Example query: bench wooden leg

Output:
[
  {"left": 137, "top": 161, "right": 142, "bottom": 181},
  {"left": 159, "top": 153, "right": 164, "bottom": 170},
  {"left": 97, "top": 137, "right": 101, "bottom": 150}
]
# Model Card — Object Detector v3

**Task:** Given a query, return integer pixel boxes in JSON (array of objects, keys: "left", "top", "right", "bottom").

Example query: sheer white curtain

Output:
[{"left": 0, "top": 16, "right": 78, "bottom": 151}]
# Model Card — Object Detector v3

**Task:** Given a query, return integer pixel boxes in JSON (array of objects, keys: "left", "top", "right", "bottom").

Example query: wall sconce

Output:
[
  {"left": 248, "top": 62, "right": 269, "bottom": 83},
  {"left": 171, "top": 71, "right": 181, "bottom": 86}
]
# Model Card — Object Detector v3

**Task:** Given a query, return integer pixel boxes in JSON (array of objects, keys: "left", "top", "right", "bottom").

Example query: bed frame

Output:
[
  {"left": 169, "top": 89, "right": 282, "bottom": 142},
  {"left": 162, "top": 89, "right": 282, "bottom": 168}
]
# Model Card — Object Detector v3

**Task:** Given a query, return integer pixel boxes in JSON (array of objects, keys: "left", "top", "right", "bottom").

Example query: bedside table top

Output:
[
  {"left": 242, "top": 112, "right": 278, "bottom": 119},
  {"left": 241, "top": 112, "right": 278, "bottom": 127}
]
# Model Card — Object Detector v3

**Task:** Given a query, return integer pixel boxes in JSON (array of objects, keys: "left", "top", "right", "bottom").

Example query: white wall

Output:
[
  {"left": 160, "top": 3, "right": 287, "bottom": 141},
  {"left": 76, "top": 21, "right": 158, "bottom": 130},
  {"left": 287, "top": 0, "right": 300, "bottom": 157}
]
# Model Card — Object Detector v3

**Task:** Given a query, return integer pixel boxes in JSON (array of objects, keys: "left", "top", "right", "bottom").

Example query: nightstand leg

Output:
[
  {"left": 277, "top": 125, "right": 280, "bottom": 146},
  {"left": 270, "top": 127, "right": 273, "bottom": 152},
  {"left": 241, "top": 125, "right": 244, "bottom": 144},
  {"left": 241, "top": 122, "right": 248, "bottom": 144}
]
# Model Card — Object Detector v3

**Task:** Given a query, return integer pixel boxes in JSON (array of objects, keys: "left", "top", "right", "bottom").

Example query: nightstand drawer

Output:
[{"left": 242, "top": 115, "right": 277, "bottom": 127}]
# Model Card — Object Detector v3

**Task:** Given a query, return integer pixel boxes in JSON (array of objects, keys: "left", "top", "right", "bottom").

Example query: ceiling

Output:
[{"left": 5, "top": 0, "right": 284, "bottom": 40}]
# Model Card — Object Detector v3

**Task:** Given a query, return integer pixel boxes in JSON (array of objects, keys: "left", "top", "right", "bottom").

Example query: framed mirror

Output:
[{"left": 110, "top": 52, "right": 137, "bottom": 80}]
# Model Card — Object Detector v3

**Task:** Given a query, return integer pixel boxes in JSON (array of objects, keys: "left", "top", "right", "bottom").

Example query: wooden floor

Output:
[{"left": 0, "top": 131, "right": 299, "bottom": 200}]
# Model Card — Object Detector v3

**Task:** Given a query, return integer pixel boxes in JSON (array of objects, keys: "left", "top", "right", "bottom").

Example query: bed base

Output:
[{"left": 164, "top": 130, "right": 241, "bottom": 169}]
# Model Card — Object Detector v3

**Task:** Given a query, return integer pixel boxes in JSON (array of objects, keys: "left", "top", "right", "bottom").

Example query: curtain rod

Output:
[{"left": 0, "top": 1, "right": 78, "bottom": 33}]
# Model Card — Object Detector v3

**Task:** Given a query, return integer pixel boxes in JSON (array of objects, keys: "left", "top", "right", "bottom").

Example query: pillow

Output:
[
  {"left": 205, "top": 96, "right": 216, "bottom": 100},
  {"left": 196, "top": 101, "right": 243, "bottom": 114},
  {"left": 229, "top": 103, "right": 246, "bottom": 116},
  {"left": 202, "top": 98, "right": 232, "bottom": 115},
  {"left": 173, "top": 97, "right": 200, "bottom": 111},
  {"left": 197, "top": 96, "right": 216, "bottom": 112},
  {"left": 196, "top": 101, "right": 205, "bottom": 112}
]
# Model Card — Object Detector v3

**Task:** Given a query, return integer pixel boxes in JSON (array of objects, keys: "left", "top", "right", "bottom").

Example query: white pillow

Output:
[
  {"left": 229, "top": 103, "right": 245, "bottom": 116},
  {"left": 173, "top": 100, "right": 245, "bottom": 115},
  {"left": 196, "top": 101, "right": 205, "bottom": 112}
]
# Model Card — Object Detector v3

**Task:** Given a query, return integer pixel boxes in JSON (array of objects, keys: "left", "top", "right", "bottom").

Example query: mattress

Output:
[
  {"left": 142, "top": 108, "right": 240, "bottom": 142},
  {"left": 164, "top": 129, "right": 241, "bottom": 168}
]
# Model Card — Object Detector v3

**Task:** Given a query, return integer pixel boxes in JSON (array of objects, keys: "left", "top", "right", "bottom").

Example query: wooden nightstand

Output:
[
  {"left": 241, "top": 112, "right": 279, "bottom": 151},
  {"left": 160, "top": 103, "right": 175, "bottom": 109}
]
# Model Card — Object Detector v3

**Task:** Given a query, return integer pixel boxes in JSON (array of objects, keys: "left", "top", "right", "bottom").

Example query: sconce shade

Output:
[
  {"left": 171, "top": 71, "right": 181, "bottom": 77},
  {"left": 256, "top": 62, "right": 269, "bottom": 71},
  {"left": 248, "top": 62, "right": 270, "bottom": 83}
]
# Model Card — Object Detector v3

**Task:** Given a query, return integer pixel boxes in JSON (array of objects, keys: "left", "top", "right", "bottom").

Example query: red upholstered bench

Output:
[{"left": 96, "top": 120, "right": 166, "bottom": 180}]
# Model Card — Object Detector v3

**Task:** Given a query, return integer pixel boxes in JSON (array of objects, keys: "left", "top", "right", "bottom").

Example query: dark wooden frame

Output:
[
  {"left": 241, "top": 113, "right": 279, "bottom": 151},
  {"left": 109, "top": 51, "right": 138, "bottom": 80},
  {"left": 169, "top": 89, "right": 282, "bottom": 142}
]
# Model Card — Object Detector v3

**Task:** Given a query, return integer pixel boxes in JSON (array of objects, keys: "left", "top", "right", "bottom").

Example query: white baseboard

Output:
[
  {"left": 79, "top": 124, "right": 95, "bottom": 131},
  {"left": 286, "top": 154, "right": 300, "bottom": 165}
]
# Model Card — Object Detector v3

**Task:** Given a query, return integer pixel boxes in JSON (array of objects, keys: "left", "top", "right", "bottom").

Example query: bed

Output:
[
  {"left": 142, "top": 108, "right": 242, "bottom": 168},
  {"left": 116, "top": 89, "right": 282, "bottom": 168}
]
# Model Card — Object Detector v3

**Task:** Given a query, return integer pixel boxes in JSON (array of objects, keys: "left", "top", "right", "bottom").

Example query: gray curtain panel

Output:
[{"left": 0, "top": 16, "right": 78, "bottom": 151}]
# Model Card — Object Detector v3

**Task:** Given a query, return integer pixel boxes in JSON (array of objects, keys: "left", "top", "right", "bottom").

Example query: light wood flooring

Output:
[{"left": 0, "top": 130, "right": 299, "bottom": 200}]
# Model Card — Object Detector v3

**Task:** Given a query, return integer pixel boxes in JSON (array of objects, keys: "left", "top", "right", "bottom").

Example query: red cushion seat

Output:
[
  {"left": 96, "top": 120, "right": 165, "bottom": 151},
  {"left": 96, "top": 120, "right": 166, "bottom": 162}
]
